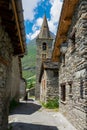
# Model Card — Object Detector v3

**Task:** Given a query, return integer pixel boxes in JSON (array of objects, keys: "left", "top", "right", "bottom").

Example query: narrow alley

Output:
[{"left": 9, "top": 99, "right": 77, "bottom": 130}]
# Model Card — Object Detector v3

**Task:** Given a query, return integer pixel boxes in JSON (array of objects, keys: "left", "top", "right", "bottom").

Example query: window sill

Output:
[{"left": 61, "top": 100, "right": 66, "bottom": 104}]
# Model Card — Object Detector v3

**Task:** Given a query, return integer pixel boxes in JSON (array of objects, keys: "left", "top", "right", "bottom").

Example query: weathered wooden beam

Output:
[{"left": 12, "top": 0, "right": 24, "bottom": 53}]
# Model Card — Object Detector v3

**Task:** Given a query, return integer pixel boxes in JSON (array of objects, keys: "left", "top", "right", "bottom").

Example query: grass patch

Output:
[{"left": 42, "top": 98, "right": 59, "bottom": 109}]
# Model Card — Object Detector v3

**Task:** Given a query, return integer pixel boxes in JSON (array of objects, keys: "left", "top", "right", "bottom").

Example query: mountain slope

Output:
[{"left": 22, "top": 39, "right": 36, "bottom": 80}]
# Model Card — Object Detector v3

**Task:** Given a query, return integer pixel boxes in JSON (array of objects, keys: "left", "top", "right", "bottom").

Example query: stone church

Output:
[
  {"left": 35, "top": 15, "right": 56, "bottom": 100},
  {"left": 52, "top": 0, "right": 87, "bottom": 130},
  {"left": 35, "top": 15, "right": 59, "bottom": 102}
]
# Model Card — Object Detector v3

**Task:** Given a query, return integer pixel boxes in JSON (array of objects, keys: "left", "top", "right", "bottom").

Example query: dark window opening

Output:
[
  {"left": 62, "top": 54, "right": 65, "bottom": 66},
  {"left": 61, "top": 84, "right": 66, "bottom": 102},
  {"left": 42, "top": 43, "right": 47, "bottom": 50},
  {"left": 80, "top": 77, "right": 84, "bottom": 99}
]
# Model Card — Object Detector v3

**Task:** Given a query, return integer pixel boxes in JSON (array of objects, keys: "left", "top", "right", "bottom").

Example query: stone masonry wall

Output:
[
  {"left": 59, "top": 1, "right": 87, "bottom": 130},
  {"left": 46, "top": 70, "right": 59, "bottom": 102},
  {"left": 35, "top": 38, "right": 53, "bottom": 100},
  {"left": 40, "top": 69, "right": 58, "bottom": 103},
  {"left": 0, "top": 21, "right": 21, "bottom": 129},
  {"left": 10, "top": 56, "right": 21, "bottom": 101},
  {"left": 0, "top": 22, "right": 13, "bottom": 130}
]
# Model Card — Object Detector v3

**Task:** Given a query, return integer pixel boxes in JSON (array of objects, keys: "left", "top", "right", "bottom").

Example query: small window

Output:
[
  {"left": 42, "top": 54, "right": 46, "bottom": 60},
  {"left": 42, "top": 42, "right": 47, "bottom": 50},
  {"left": 61, "top": 84, "right": 66, "bottom": 102},
  {"left": 62, "top": 54, "right": 65, "bottom": 66},
  {"left": 80, "top": 77, "right": 84, "bottom": 99}
]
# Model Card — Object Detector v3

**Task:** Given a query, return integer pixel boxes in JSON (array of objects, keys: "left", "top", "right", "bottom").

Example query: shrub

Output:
[{"left": 42, "top": 98, "right": 59, "bottom": 109}]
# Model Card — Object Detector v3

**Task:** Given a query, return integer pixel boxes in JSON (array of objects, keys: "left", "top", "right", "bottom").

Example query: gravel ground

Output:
[{"left": 9, "top": 99, "right": 77, "bottom": 130}]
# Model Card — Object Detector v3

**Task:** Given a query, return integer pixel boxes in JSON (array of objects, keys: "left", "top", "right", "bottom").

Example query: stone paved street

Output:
[{"left": 9, "top": 99, "right": 77, "bottom": 130}]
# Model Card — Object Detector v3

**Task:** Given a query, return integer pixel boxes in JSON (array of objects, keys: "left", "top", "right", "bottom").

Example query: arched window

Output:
[{"left": 42, "top": 42, "right": 47, "bottom": 50}]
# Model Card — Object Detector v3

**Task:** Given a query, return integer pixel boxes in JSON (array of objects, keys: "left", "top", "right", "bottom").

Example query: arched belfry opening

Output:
[{"left": 42, "top": 42, "right": 47, "bottom": 50}]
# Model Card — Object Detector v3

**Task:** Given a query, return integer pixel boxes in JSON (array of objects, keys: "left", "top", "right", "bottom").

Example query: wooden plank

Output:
[{"left": 12, "top": 0, "right": 24, "bottom": 53}]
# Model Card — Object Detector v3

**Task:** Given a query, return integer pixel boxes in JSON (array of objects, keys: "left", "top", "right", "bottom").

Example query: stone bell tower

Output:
[{"left": 35, "top": 14, "right": 54, "bottom": 100}]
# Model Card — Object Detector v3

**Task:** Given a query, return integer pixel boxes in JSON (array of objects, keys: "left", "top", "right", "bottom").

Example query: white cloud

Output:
[
  {"left": 23, "top": 0, "right": 63, "bottom": 41},
  {"left": 26, "top": 17, "right": 43, "bottom": 41},
  {"left": 22, "top": 0, "right": 40, "bottom": 20},
  {"left": 31, "top": 0, "right": 63, "bottom": 36},
  {"left": 50, "top": 0, "right": 62, "bottom": 23},
  {"left": 32, "top": 17, "right": 43, "bottom": 31},
  {"left": 26, "top": 30, "right": 40, "bottom": 41},
  {"left": 48, "top": 0, "right": 63, "bottom": 34},
  {"left": 26, "top": 33, "right": 32, "bottom": 40},
  {"left": 36, "top": 18, "right": 43, "bottom": 27},
  {"left": 31, "top": 30, "right": 40, "bottom": 40},
  {"left": 31, "top": 17, "right": 43, "bottom": 38},
  {"left": 48, "top": 21, "right": 57, "bottom": 34}
]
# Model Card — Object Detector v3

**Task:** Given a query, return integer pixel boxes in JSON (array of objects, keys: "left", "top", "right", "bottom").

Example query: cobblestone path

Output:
[{"left": 9, "top": 99, "right": 77, "bottom": 130}]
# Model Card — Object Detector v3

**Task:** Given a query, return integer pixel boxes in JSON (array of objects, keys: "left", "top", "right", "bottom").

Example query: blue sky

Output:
[{"left": 22, "top": 0, "right": 63, "bottom": 43}]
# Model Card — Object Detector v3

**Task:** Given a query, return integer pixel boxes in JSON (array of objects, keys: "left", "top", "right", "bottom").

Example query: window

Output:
[
  {"left": 61, "top": 84, "right": 66, "bottom": 102},
  {"left": 42, "top": 54, "right": 46, "bottom": 60},
  {"left": 80, "top": 77, "right": 83, "bottom": 99},
  {"left": 61, "top": 54, "right": 65, "bottom": 66},
  {"left": 42, "top": 42, "right": 47, "bottom": 50}
]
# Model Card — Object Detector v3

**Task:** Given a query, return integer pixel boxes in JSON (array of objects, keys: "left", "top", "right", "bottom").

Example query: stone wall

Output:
[
  {"left": 0, "top": 22, "right": 21, "bottom": 130},
  {"left": 59, "top": 1, "right": 87, "bottom": 130},
  {"left": 40, "top": 69, "right": 58, "bottom": 103},
  {"left": 20, "top": 78, "right": 26, "bottom": 99},
  {"left": 35, "top": 38, "right": 53, "bottom": 100},
  {"left": 10, "top": 56, "right": 22, "bottom": 101},
  {"left": 0, "top": 23, "right": 13, "bottom": 130}
]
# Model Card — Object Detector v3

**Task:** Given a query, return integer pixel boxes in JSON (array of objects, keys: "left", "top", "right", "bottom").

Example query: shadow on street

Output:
[
  {"left": 10, "top": 122, "right": 59, "bottom": 130},
  {"left": 10, "top": 100, "right": 41, "bottom": 115}
]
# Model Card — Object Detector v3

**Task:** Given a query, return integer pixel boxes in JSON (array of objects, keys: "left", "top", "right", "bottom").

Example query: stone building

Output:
[
  {"left": 52, "top": 0, "right": 87, "bottom": 130},
  {"left": 35, "top": 15, "right": 54, "bottom": 100},
  {"left": 0, "top": 0, "right": 25, "bottom": 130},
  {"left": 39, "top": 59, "right": 59, "bottom": 103}
]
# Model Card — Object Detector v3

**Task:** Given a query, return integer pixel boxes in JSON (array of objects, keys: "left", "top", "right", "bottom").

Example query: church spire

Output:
[{"left": 38, "top": 14, "right": 51, "bottom": 39}]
